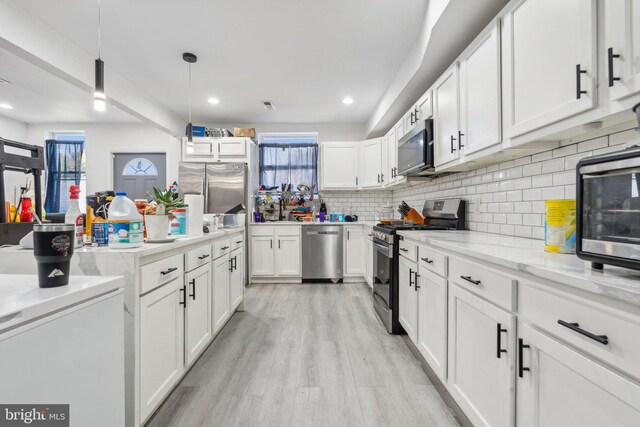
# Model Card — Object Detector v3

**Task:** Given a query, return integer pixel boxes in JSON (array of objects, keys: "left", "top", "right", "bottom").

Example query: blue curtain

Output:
[
  {"left": 44, "top": 140, "right": 84, "bottom": 213},
  {"left": 259, "top": 138, "right": 318, "bottom": 190}
]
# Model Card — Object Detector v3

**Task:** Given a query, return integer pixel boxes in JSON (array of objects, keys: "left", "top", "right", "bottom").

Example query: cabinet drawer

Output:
[
  {"left": 229, "top": 233, "right": 244, "bottom": 250},
  {"left": 213, "top": 238, "right": 231, "bottom": 259},
  {"left": 140, "top": 254, "right": 184, "bottom": 294},
  {"left": 449, "top": 256, "right": 516, "bottom": 311},
  {"left": 520, "top": 281, "right": 640, "bottom": 380},
  {"left": 398, "top": 238, "right": 417, "bottom": 262},
  {"left": 185, "top": 243, "right": 212, "bottom": 272},
  {"left": 251, "top": 226, "right": 273, "bottom": 237},
  {"left": 418, "top": 245, "right": 447, "bottom": 278},
  {"left": 275, "top": 226, "right": 300, "bottom": 237}
]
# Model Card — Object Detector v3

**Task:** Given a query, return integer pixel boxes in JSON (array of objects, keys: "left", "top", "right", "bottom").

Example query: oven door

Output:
[{"left": 372, "top": 238, "right": 393, "bottom": 330}]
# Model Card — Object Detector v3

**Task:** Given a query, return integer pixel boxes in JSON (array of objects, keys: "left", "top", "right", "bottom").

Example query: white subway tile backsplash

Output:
[
  {"left": 542, "top": 186, "right": 564, "bottom": 200},
  {"left": 522, "top": 162, "right": 542, "bottom": 176},
  {"left": 542, "top": 157, "right": 565, "bottom": 173},
  {"left": 532, "top": 175, "right": 553, "bottom": 188},
  {"left": 577, "top": 136, "right": 607, "bottom": 152},
  {"left": 553, "top": 171, "right": 574, "bottom": 186}
]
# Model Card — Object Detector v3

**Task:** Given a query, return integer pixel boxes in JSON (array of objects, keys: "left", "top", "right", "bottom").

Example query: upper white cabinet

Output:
[
  {"left": 320, "top": 142, "right": 360, "bottom": 190},
  {"left": 604, "top": 0, "right": 640, "bottom": 101},
  {"left": 344, "top": 226, "right": 365, "bottom": 276},
  {"left": 360, "top": 138, "right": 384, "bottom": 188},
  {"left": 182, "top": 137, "right": 250, "bottom": 162},
  {"left": 386, "top": 126, "right": 398, "bottom": 184},
  {"left": 417, "top": 90, "right": 433, "bottom": 121},
  {"left": 434, "top": 64, "right": 461, "bottom": 167},
  {"left": 459, "top": 19, "right": 502, "bottom": 155},
  {"left": 504, "top": 0, "right": 597, "bottom": 138},
  {"left": 217, "top": 137, "right": 247, "bottom": 157}
]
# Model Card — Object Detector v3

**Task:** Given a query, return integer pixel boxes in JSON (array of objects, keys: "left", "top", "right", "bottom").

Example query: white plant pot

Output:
[{"left": 144, "top": 215, "right": 170, "bottom": 240}]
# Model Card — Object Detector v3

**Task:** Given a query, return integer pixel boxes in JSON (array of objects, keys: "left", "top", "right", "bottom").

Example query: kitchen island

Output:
[{"left": 0, "top": 227, "right": 246, "bottom": 427}]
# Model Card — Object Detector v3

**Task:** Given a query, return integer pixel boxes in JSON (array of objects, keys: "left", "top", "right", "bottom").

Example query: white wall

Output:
[
  {"left": 26, "top": 123, "right": 180, "bottom": 196},
  {"left": 0, "top": 114, "right": 29, "bottom": 204},
  {"left": 205, "top": 122, "right": 366, "bottom": 142}
]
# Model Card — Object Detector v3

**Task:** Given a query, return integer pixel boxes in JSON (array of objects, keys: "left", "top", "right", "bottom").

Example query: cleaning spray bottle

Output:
[{"left": 65, "top": 185, "right": 84, "bottom": 248}]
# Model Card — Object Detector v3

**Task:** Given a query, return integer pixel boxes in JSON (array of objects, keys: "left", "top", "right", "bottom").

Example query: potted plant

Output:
[{"left": 143, "top": 187, "right": 183, "bottom": 240}]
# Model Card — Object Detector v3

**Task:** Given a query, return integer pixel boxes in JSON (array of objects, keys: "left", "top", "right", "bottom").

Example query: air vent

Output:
[
  {"left": 0, "top": 78, "right": 10, "bottom": 85},
  {"left": 263, "top": 101, "right": 275, "bottom": 110}
]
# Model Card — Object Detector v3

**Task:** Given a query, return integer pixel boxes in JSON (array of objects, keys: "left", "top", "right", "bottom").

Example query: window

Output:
[
  {"left": 44, "top": 132, "right": 86, "bottom": 214},
  {"left": 258, "top": 133, "right": 318, "bottom": 192}
]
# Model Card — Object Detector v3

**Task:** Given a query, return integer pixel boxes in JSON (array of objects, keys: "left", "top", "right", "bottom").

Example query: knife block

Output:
[{"left": 404, "top": 208, "right": 425, "bottom": 225}]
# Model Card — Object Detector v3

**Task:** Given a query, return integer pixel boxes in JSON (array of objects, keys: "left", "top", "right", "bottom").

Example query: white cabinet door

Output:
[
  {"left": 321, "top": 142, "right": 360, "bottom": 189},
  {"left": 275, "top": 236, "right": 301, "bottom": 276},
  {"left": 216, "top": 137, "right": 246, "bottom": 157},
  {"left": 365, "top": 236, "right": 373, "bottom": 287},
  {"left": 185, "top": 264, "right": 212, "bottom": 366},
  {"left": 417, "top": 270, "right": 448, "bottom": 382},
  {"left": 448, "top": 283, "right": 515, "bottom": 427},
  {"left": 345, "top": 226, "right": 365, "bottom": 276},
  {"left": 605, "top": 0, "right": 640, "bottom": 101},
  {"left": 229, "top": 247, "right": 244, "bottom": 311},
  {"left": 517, "top": 323, "right": 640, "bottom": 427},
  {"left": 360, "top": 138, "right": 383, "bottom": 188},
  {"left": 386, "top": 127, "right": 397, "bottom": 185},
  {"left": 393, "top": 120, "right": 407, "bottom": 184},
  {"left": 505, "top": 0, "right": 596, "bottom": 137},
  {"left": 212, "top": 255, "right": 230, "bottom": 334},
  {"left": 459, "top": 19, "right": 501, "bottom": 155},
  {"left": 380, "top": 135, "right": 388, "bottom": 186},
  {"left": 398, "top": 256, "right": 418, "bottom": 343},
  {"left": 139, "top": 280, "right": 184, "bottom": 421},
  {"left": 417, "top": 90, "right": 433, "bottom": 120},
  {"left": 433, "top": 64, "right": 460, "bottom": 167},
  {"left": 250, "top": 237, "right": 275, "bottom": 276},
  {"left": 402, "top": 105, "right": 418, "bottom": 137}
]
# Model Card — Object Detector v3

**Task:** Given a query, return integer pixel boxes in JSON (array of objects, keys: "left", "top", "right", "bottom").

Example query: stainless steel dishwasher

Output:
[{"left": 302, "top": 226, "right": 343, "bottom": 281}]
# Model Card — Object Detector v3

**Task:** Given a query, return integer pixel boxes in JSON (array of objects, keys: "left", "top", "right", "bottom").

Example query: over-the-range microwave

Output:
[{"left": 397, "top": 119, "right": 435, "bottom": 176}]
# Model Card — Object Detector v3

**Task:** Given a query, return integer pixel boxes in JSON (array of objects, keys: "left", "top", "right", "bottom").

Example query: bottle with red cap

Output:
[{"left": 65, "top": 185, "right": 84, "bottom": 247}]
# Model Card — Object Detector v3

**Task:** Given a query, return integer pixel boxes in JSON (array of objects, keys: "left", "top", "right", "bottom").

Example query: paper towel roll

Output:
[{"left": 184, "top": 194, "right": 204, "bottom": 236}]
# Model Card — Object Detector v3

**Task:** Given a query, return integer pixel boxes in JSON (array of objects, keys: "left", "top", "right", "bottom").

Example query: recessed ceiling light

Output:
[
  {"left": 208, "top": 98, "right": 220, "bottom": 105},
  {"left": 0, "top": 103, "right": 13, "bottom": 110},
  {"left": 342, "top": 97, "right": 354, "bottom": 105}
]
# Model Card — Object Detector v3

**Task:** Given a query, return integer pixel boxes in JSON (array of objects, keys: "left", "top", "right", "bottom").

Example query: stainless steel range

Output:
[{"left": 373, "top": 199, "right": 465, "bottom": 334}]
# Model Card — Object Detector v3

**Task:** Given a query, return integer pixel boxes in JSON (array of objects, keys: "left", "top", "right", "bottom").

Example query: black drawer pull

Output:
[
  {"left": 496, "top": 323, "right": 507, "bottom": 358},
  {"left": 460, "top": 275, "right": 481, "bottom": 285},
  {"left": 458, "top": 131, "right": 464, "bottom": 149},
  {"left": 607, "top": 47, "right": 621, "bottom": 87},
  {"left": 420, "top": 257, "right": 433, "bottom": 264},
  {"left": 400, "top": 248, "right": 408, "bottom": 252},
  {"left": 189, "top": 279, "right": 196, "bottom": 300},
  {"left": 518, "top": 338, "right": 530, "bottom": 378},
  {"left": 235, "top": 240, "right": 243, "bottom": 244},
  {"left": 576, "top": 64, "right": 587, "bottom": 99},
  {"left": 557, "top": 320, "right": 608, "bottom": 345},
  {"left": 179, "top": 284, "right": 186, "bottom": 307},
  {"left": 414, "top": 271, "right": 420, "bottom": 291},
  {"left": 450, "top": 135, "right": 457, "bottom": 153},
  {"left": 221, "top": 246, "right": 230, "bottom": 250},
  {"left": 409, "top": 268, "right": 414, "bottom": 287},
  {"left": 161, "top": 267, "right": 178, "bottom": 276},
  {"left": 198, "top": 254, "right": 210, "bottom": 260}
]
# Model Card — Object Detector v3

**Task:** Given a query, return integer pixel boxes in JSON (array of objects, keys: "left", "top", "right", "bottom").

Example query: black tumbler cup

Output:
[{"left": 33, "top": 224, "right": 75, "bottom": 288}]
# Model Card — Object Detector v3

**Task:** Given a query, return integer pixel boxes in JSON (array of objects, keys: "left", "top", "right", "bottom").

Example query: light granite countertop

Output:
[
  {"left": 250, "top": 221, "right": 376, "bottom": 227},
  {"left": 397, "top": 230, "right": 640, "bottom": 306}
]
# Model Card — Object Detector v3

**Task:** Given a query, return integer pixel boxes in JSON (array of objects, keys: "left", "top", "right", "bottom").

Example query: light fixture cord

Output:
[
  {"left": 188, "top": 63, "right": 192, "bottom": 122},
  {"left": 97, "top": 0, "right": 101, "bottom": 58}
]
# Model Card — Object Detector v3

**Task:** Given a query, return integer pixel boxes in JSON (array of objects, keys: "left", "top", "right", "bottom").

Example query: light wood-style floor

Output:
[{"left": 147, "top": 282, "right": 467, "bottom": 427}]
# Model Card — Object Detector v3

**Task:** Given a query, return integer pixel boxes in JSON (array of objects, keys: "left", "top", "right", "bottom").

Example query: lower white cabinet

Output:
[
  {"left": 275, "top": 235, "right": 302, "bottom": 276},
  {"left": 184, "top": 263, "right": 212, "bottom": 366},
  {"left": 398, "top": 255, "right": 418, "bottom": 342},
  {"left": 417, "top": 269, "right": 448, "bottom": 382},
  {"left": 517, "top": 323, "right": 640, "bottom": 427},
  {"left": 251, "top": 236, "right": 276, "bottom": 276},
  {"left": 212, "top": 254, "right": 231, "bottom": 334},
  {"left": 139, "top": 279, "right": 184, "bottom": 421},
  {"left": 345, "top": 226, "right": 365, "bottom": 276},
  {"left": 250, "top": 226, "right": 301, "bottom": 279},
  {"left": 447, "top": 283, "right": 515, "bottom": 427},
  {"left": 229, "top": 247, "right": 244, "bottom": 311}
]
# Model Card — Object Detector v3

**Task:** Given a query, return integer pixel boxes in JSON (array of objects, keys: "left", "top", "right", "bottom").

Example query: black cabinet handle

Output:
[
  {"left": 278, "top": 239, "right": 281, "bottom": 249},
  {"left": 608, "top": 47, "right": 621, "bottom": 87},
  {"left": 232, "top": 256, "right": 237, "bottom": 272},
  {"left": 450, "top": 135, "right": 457, "bottom": 153},
  {"left": 399, "top": 248, "right": 408, "bottom": 252},
  {"left": 420, "top": 257, "right": 433, "bottom": 264},
  {"left": 356, "top": 176, "right": 358, "bottom": 186},
  {"left": 189, "top": 279, "right": 196, "bottom": 300},
  {"left": 381, "top": 173, "right": 384, "bottom": 183},
  {"left": 496, "top": 323, "right": 507, "bottom": 358},
  {"left": 229, "top": 259, "right": 233, "bottom": 272},
  {"left": 458, "top": 131, "right": 464, "bottom": 149},
  {"left": 576, "top": 64, "right": 587, "bottom": 99},
  {"left": 410, "top": 112, "right": 415, "bottom": 125},
  {"left": 414, "top": 107, "right": 419, "bottom": 120},
  {"left": 557, "top": 320, "right": 608, "bottom": 345},
  {"left": 409, "top": 268, "right": 414, "bottom": 287},
  {"left": 414, "top": 271, "right": 420, "bottom": 291},
  {"left": 270, "top": 240, "right": 272, "bottom": 249},
  {"left": 518, "top": 338, "right": 530, "bottom": 378},
  {"left": 179, "top": 284, "right": 186, "bottom": 307},
  {"left": 221, "top": 246, "right": 230, "bottom": 250},
  {"left": 460, "top": 275, "right": 481, "bottom": 285},
  {"left": 236, "top": 240, "right": 243, "bottom": 244},
  {"left": 377, "top": 174, "right": 381, "bottom": 183},
  {"left": 198, "top": 254, "right": 210, "bottom": 260},
  {"left": 161, "top": 267, "right": 178, "bottom": 276}
]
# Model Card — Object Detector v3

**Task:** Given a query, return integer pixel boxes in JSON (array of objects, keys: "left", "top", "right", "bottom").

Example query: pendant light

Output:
[
  {"left": 94, "top": 0, "right": 105, "bottom": 112},
  {"left": 183, "top": 52, "right": 197, "bottom": 142}
]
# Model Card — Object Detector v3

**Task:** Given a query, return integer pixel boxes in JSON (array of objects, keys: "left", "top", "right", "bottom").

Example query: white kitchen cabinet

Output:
[
  {"left": 344, "top": 226, "right": 365, "bottom": 276},
  {"left": 320, "top": 142, "right": 360, "bottom": 190},
  {"left": 504, "top": 0, "right": 596, "bottom": 138},
  {"left": 229, "top": 247, "right": 244, "bottom": 311},
  {"left": 402, "top": 106, "right": 419, "bottom": 137},
  {"left": 217, "top": 137, "right": 246, "bottom": 157},
  {"left": 459, "top": 19, "right": 502, "bottom": 155},
  {"left": 184, "top": 263, "right": 212, "bottom": 366},
  {"left": 212, "top": 254, "right": 230, "bottom": 334},
  {"left": 417, "top": 269, "right": 448, "bottom": 382},
  {"left": 139, "top": 279, "right": 184, "bottom": 421},
  {"left": 448, "top": 283, "right": 515, "bottom": 427},
  {"left": 433, "top": 64, "right": 460, "bottom": 167},
  {"left": 365, "top": 232, "right": 373, "bottom": 288},
  {"left": 517, "top": 323, "right": 640, "bottom": 427},
  {"left": 417, "top": 89, "right": 433, "bottom": 121},
  {"left": 398, "top": 255, "right": 418, "bottom": 342},
  {"left": 182, "top": 137, "right": 251, "bottom": 162},
  {"left": 250, "top": 236, "right": 275, "bottom": 276},
  {"left": 604, "top": 0, "right": 640, "bottom": 101},
  {"left": 386, "top": 127, "right": 397, "bottom": 185},
  {"left": 275, "top": 235, "right": 302, "bottom": 276},
  {"left": 360, "top": 138, "right": 383, "bottom": 188}
]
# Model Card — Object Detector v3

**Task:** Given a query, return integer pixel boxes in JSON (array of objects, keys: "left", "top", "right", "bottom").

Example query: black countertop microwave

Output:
[
  {"left": 576, "top": 145, "right": 640, "bottom": 270},
  {"left": 397, "top": 119, "right": 435, "bottom": 176}
]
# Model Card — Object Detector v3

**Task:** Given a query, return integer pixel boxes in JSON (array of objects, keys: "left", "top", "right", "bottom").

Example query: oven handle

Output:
[
  {"left": 373, "top": 239, "right": 392, "bottom": 257},
  {"left": 373, "top": 291, "right": 387, "bottom": 308}
]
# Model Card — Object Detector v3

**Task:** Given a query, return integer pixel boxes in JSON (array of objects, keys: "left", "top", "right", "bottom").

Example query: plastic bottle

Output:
[
  {"left": 108, "top": 192, "right": 144, "bottom": 248},
  {"left": 65, "top": 185, "right": 84, "bottom": 247}
]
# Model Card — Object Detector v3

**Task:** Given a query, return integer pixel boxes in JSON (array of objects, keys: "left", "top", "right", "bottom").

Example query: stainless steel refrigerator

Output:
[{"left": 178, "top": 162, "right": 247, "bottom": 214}]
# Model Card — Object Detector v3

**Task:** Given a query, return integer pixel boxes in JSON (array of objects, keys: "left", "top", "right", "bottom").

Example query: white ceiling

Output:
[
  {"left": 0, "top": 47, "right": 137, "bottom": 124},
  {"left": 8, "top": 0, "right": 428, "bottom": 125}
]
